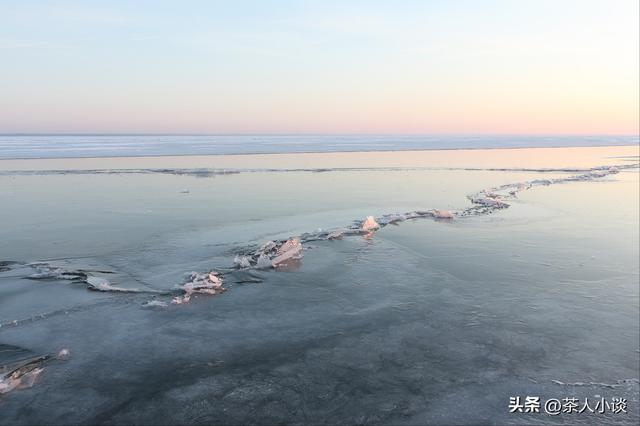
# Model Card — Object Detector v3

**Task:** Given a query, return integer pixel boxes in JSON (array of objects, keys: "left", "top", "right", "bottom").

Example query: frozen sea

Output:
[
  {"left": 0, "top": 141, "right": 638, "bottom": 425},
  {"left": 0, "top": 134, "right": 638, "bottom": 159}
]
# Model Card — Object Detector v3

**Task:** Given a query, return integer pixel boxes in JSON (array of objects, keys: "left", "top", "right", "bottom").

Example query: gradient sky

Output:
[{"left": 1, "top": 0, "right": 638, "bottom": 134}]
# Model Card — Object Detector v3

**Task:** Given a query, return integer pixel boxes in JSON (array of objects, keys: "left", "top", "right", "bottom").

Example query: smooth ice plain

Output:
[{"left": 0, "top": 145, "right": 638, "bottom": 425}]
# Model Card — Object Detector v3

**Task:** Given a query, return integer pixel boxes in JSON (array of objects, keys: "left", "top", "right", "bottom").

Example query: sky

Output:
[{"left": 0, "top": 0, "right": 638, "bottom": 134}]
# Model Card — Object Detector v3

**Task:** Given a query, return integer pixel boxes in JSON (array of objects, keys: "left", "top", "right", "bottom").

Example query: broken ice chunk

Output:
[
  {"left": 530, "top": 179, "right": 553, "bottom": 185},
  {"left": 327, "top": 229, "right": 346, "bottom": 240},
  {"left": 0, "top": 261, "right": 20, "bottom": 273},
  {"left": 379, "top": 213, "right": 406, "bottom": 225},
  {"left": 361, "top": 216, "right": 380, "bottom": 231},
  {"left": 27, "top": 264, "right": 86, "bottom": 280},
  {"left": 86, "top": 276, "right": 140, "bottom": 293},
  {"left": 208, "top": 272, "right": 223, "bottom": 288},
  {"left": 276, "top": 238, "right": 302, "bottom": 256},
  {"left": 473, "top": 198, "right": 510, "bottom": 208},
  {"left": 256, "top": 241, "right": 277, "bottom": 255},
  {"left": 272, "top": 238, "right": 303, "bottom": 268},
  {"left": 173, "top": 271, "right": 225, "bottom": 304},
  {"left": 404, "top": 211, "right": 423, "bottom": 219},
  {"left": 57, "top": 348, "right": 71, "bottom": 360},
  {"left": 171, "top": 295, "right": 190, "bottom": 305},
  {"left": 142, "top": 300, "right": 168, "bottom": 308},
  {"left": 256, "top": 253, "right": 273, "bottom": 269},
  {"left": 0, "top": 355, "right": 50, "bottom": 395},
  {"left": 0, "top": 367, "right": 44, "bottom": 394},
  {"left": 432, "top": 209, "right": 454, "bottom": 219},
  {"left": 233, "top": 255, "right": 251, "bottom": 269}
]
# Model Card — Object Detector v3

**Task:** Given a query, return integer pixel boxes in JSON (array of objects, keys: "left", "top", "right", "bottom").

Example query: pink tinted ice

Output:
[
  {"left": 172, "top": 271, "right": 224, "bottom": 304},
  {"left": 433, "top": 209, "right": 454, "bottom": 219},
  {"left": 361, "top": 216, "right": 380, "bottom": 231},
  {"left": 271, "top": 238, "right": 304, "bottom": 268}
]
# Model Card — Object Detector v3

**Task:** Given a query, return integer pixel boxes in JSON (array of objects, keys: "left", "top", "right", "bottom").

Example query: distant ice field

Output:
[{"left": 0, "top": 134, "right": 638, "bottom": 159}]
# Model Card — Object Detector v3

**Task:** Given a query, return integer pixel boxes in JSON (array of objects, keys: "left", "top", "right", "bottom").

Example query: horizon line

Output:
[{"left": 1, "top": 132, "right": 639, "bottom": 137}]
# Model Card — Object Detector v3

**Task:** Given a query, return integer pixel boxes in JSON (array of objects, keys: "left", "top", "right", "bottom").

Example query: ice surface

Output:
[{"left": 0, "top": 152, "right": 637, "bottom": 423}]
